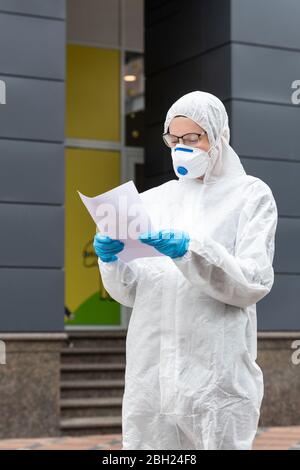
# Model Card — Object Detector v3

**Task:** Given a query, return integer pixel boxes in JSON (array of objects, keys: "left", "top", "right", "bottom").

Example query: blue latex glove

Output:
[
  {"left": 138, "top": 229, "right": 190, "bottom": 259},
  {"left": 93, "top": 233, "right": 124, "bottom": 263}
]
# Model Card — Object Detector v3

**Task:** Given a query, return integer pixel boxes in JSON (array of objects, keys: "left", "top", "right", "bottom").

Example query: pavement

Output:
[{"left": 0, "top": 427, "right": 300, "bottom": 450}]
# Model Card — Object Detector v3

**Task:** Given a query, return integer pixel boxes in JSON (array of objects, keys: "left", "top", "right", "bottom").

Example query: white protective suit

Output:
[{"left": 97, "top": 91, "right": 278, "bottom": 450}]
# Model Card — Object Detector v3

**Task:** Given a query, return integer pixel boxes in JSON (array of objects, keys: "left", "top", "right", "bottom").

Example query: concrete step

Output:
[
  {"left": 60, "top": 416, "right": 122, "bottom": 436},
  {"left": 60, "top": 331, "right": 127, "bottom": 435},
  {"left": 61, "top": 347, "right": 126, "bottom": 364},
  {"left": 60, "top": 397, "right": 123, "bottom": 419},
  {"left": 60, "top": 379, "right": 125, "bottom": 399},
  {"left": 61, "top": 363, "right": 126, "bottom": 381},
  {"left": 65, "top": 330, "right": 127, "bottom": 349}
]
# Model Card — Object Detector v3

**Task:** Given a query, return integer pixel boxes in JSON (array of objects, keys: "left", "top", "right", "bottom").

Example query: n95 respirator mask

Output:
[{"left": 171, "top": 143, "right": 212, "bottom": 179}]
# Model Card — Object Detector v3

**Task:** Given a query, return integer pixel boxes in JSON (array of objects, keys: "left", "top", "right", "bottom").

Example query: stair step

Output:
[
  {"left": 67, "top": 331, "right": 127, "bottom": 338},
  {"left": 61, "top": 363, "right": 126, "bottom": 380},
  {"left": 60, "top": 331, "right": 127, "bottom": 434},
  {"left": 65, "top": 331, "right": 127, "bottom": 348},
  {"left": 61, "top": 397, "right": 123, "bottom": 407},
  {"left": 61, "top": 363, "right": 126, "bottom": 371},
  {"left": 60, "top": 397, "right": 123, "bottom": 419},
  {"left": 61, "top": 379, "right": 125, "bottom": 388},
  {"left": 60, "top": 416, "right": 122, "bottom": 436},
  {"left": 62, "top": 347, "right": 126, "bottom": 354},
  {"left": 60, "top": 379, "right": 125, "bottom": 399},
  {"left": 61, "top": 347, "right": 126, "bottom": 364}
]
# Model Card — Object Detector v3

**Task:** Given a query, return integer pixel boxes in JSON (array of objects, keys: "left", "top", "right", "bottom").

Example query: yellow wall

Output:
[
  {"left": 65, "top": 44, "right": 121, "bottom": 326},
  {"left": 66, "top": 44, "right": 120, "bottom": 141}
]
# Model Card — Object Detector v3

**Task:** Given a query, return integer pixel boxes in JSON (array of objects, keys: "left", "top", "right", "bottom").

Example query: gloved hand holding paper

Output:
[{"left": 78, "top": 180, "right": 164, "bottom": 263}]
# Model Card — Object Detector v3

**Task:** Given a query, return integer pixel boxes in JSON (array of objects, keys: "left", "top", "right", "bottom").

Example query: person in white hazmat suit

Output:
[{"left": 93, "top": 91, "right": 278, "bottom": 450}]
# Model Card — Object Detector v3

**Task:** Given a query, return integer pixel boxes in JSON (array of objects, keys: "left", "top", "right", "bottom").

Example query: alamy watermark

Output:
[
  {"left": 291, "top": 80, "right": 300, "bottom": 105},
  {"left": 291, "top": 340, "right": 300, "bottom": 365},
  {"left": 95, "top": 199, "right": 188, "bottom": 239},
  {"left": 0, "top": 79, "right": 6, "bottom": 104},
  {"left": 0, "top": 340, "right": 6, "bottom": 365}
]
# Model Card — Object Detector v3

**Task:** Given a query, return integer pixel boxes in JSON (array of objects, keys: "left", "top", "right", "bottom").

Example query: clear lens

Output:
[
  {"left": 163, "top": 132, "right": 201, "bottom": 148},
  {"left": 163, "top": 134, "right": 178, "bottom": 147},
  {"left": 182, "top": 134, "right": 199, "bottom": 146}
]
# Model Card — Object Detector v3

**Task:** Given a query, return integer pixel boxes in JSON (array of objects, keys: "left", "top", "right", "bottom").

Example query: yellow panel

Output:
[
  {"left": 65, "top": 147, "right": 121, "bottom": 325},
  {"left": 66, "top": 45, "right": 120, "bottom": 141}
]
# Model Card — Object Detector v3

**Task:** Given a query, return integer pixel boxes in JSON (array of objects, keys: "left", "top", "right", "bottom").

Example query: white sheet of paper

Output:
[{"left": 78, "top": 180, "right": 164, "bottom": 262}]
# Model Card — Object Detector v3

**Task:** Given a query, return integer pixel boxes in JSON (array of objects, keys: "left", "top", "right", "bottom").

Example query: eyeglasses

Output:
[{"left": 162, "top": 131, "right": 207, "bottom": 148}]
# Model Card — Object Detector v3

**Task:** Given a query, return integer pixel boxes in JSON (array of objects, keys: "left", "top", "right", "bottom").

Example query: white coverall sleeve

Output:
[
  {"left": 95, "top": 226, "right": 138, "bottom": 308},
  {"left": 172, "top": 181, "right": 278, "bottom": 309},
  {"left": 97, "top": 257, "right": 138, "bottom": 308}
]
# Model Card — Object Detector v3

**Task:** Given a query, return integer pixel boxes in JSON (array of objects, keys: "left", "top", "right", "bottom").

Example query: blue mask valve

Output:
[{"left": 177, "top": 166, "right": 188, "bottom": 175}]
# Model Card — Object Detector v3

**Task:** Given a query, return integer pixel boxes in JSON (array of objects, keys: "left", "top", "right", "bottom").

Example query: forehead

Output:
[{"left": 168, "top": 116, "right": 204, "bottom": 133}]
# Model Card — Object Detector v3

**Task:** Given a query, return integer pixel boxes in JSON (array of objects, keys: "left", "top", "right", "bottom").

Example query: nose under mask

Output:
[{"left": 171, "top": 143, "right": 212, "bottom": 179}]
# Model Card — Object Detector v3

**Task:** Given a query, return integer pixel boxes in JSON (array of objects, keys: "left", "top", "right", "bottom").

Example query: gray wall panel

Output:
[
  {"left": 145, "top": 0, "right": 230, "bottom": 75},
  {"left": 0, "top": 76, "right": 65, "bottom": 141},
  {"left": 0, "top": 1, "right": 65, "bottom": 332},
  {"left": 231, "top": 43, "right": 300, "bottom": 105},
  {"left": 0, "top": 268, "right": 64, "bottom": 332},
  {"left": 201, "top": 45, "right": 231, "bottom": 100},
  {"left": 231, "top": 100, "right": 300, "bottom": 162},
  {"left": 241, "top": 158, "right": 300, "bottom": 218},
  {"left": 145, "top": 0, "right": 201, "bottom": 76},
  {"left": 229, "top": 0, "right": 300, "bottom": 332},
  {"left": 273, "top": 219, "right": 300, "bottom": 274},
  {"left": 0, "top": 205, "right": 64, "bottom": 268},
  {"left": 199, "top": 0, "right": 231, "bottom": 53},
  {"left": 0, "top": 140, "right": 64, "bottom": 204},
  {"left": 231, "top": 0, "right": 300, "bottom": 50},
  {"left": 0, "top": 13, "right": 65, "bottom": 79},
  {"left": 0, "top": 0, "right": 66, "bottom": 19},
  {"left": 258, "top": 274, "right": 300, "bottom": 330}
]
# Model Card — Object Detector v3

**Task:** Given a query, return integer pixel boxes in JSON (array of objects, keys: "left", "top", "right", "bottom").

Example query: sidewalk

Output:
[{"left": 0, "top": 427, "right": 299, "bottom": 450}]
